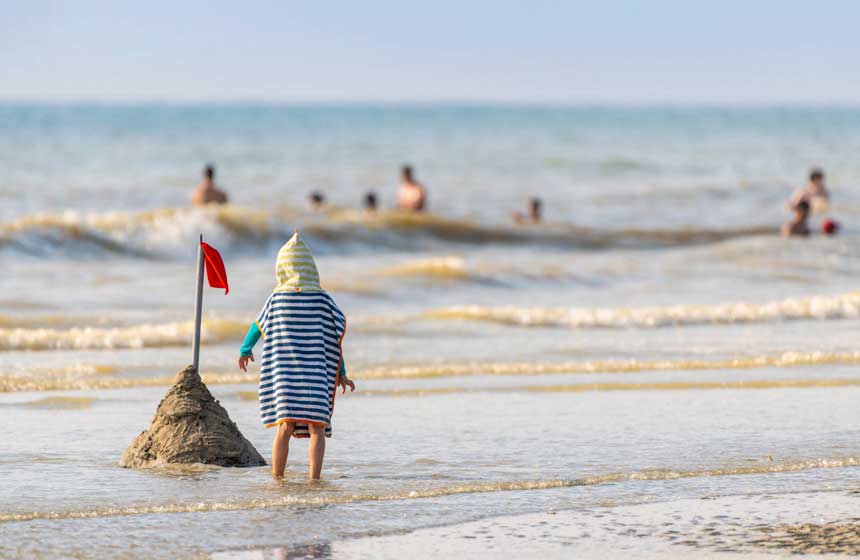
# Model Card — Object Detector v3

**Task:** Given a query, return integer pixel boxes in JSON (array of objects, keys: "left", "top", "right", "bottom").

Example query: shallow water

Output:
[
  {"left": 1, "top": 105, "right": 859, "bottom": 557},
  {"left": 286, "top": 491, "right": 860, "bottom": 559}
]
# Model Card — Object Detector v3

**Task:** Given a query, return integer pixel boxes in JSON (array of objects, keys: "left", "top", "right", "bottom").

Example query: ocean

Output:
[{"left": 2, "top": 104, "right": 860, "bottom": 558}]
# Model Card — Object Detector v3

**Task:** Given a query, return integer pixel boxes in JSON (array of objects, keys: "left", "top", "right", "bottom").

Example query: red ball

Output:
[{"left": 822, "top": 219, "right": 839, "bottom": 235}]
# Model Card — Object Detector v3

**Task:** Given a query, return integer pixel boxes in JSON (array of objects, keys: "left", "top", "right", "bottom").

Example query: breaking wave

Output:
[
  {"left": 0, "top": 318, "right": 246, "bottom": 351},
  {"left": 0, "top": 370, "right": 256, "bottom": 393},
  {"left": 14, "top": 396, "right": 98, "bottom": 409},
  {"left": 5, "top": 350, "right": 860, "bottom": 392},
  {"left": 2, "top": 456, "right": 857, "bottom": 524},
  {"left": 0, "top": 206, "right": 776, "bottom": 258},
  {"left": 355, "top": 352, "right": 860, "bottom": 378},
  {"left": 425, "top": 292, "right": 860, "bottom": 329},
  {"left": 375, "top": 256, "right": 471, "bottom": 280},
  {"left": 355, "top": 378, "right": 860, "bottom": 397}
]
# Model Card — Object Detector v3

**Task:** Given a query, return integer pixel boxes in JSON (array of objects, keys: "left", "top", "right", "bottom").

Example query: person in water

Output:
[
  {"left": 789, "top": 168, "right": 829, "bottom": 213},
  {"left": 782, "top": 199, "right": 811, "bottom": 237},
  {"left": 307, "top": 191, "right": 326, "bottom": 211},
  {"left": 397, "top": 165, "right": 427, "bottom": 212},
  {"left": 237, "top": 231, "right": 355, "bottom": 479},
  {"left": 190, "top": 164, "right": 229, "bottom": 206},
  {"left": 364, "top": 191, "right": 378, "bottom": 213},
  {"left": 512, "top": 197, "right": 542, "bottom": 224}
]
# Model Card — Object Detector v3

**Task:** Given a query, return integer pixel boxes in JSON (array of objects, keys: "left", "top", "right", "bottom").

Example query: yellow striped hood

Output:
[{"left": 274, "top": 231, "right": 322, "bottom": 292}]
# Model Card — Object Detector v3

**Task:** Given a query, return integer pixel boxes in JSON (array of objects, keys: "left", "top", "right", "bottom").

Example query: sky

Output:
[{"left": 2, "top": 0, "right": 860, "bottom": 104}]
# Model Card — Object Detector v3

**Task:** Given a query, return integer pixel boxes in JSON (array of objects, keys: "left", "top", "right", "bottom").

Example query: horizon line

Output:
[{"left": 2, "top": 98, "right": 860, "bottom": 109}]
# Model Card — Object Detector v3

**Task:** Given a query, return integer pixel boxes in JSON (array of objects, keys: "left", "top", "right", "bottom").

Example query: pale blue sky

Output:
[{"left": 2, "top": 0, "right": 859, "bottom": 103}]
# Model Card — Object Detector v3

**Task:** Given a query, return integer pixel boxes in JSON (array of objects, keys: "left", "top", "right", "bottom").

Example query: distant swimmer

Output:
[
  {"left": 789, "top": 168, "right": 829, "bottom": 213},
  {"left": 512, "top": 197, "right": 542, "bottom": 225},
  {"left": 782, "top": 199, "right": 811, "bottom": 237},
  {"left": 364, "top": 191, "right": 378, "bottom": 213},
  {"left": 307, "top": 191, "right": 326, "bottom": 211},
  {"left": 190, "top": 164, "right": 228, "bottom": 206},
  {"left": 397, "top": 165, "right": 427, "bottom": 212}
]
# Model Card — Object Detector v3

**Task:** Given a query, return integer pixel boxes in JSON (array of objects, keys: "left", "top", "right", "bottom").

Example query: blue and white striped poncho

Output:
[{"left": 256, "top": 232, "right": 346, "bottom": 437}]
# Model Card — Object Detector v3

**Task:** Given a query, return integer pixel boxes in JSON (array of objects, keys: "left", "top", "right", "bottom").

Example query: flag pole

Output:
[{"left": 192, "top": 234, "right": 204, "bottom": 372}]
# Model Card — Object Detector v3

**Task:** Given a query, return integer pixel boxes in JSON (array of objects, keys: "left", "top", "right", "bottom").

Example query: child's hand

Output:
[
  {"left": 339, "top": 376, "right": 355, "bottom": 394},
  {"left": 238, "top": 353, "right": 254, "bottom": 372}
]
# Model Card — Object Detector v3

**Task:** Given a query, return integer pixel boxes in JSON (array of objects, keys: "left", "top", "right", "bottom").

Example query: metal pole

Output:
[{"left": 192, "top": 234, "right": 204, "bottom": 372}]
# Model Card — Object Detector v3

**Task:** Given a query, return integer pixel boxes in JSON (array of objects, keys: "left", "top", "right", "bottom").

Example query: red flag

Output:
[{"left": 201, "top": 242, "right": 229, "bottom": 295}]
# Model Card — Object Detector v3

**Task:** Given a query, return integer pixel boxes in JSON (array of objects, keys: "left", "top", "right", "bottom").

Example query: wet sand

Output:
[
  {"left": 749, "top": 521, "right": 860, "bottom": 555},
  {"left": 332, "top": 517, "right": 860, "bottom": 559},
  {"left": 214, "top": 490, "right": 860, "bottom": 559}
]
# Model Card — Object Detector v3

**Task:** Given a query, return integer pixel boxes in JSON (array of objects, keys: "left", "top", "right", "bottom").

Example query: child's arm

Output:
[
  {"left": 237, "top": 322, "right": 262, "bottom": 372},
  {"left": 337, "top": 358, "right": 355, "bottom": 393}
]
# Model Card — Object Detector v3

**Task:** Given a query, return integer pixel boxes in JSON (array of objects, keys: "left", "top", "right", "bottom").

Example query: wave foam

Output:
[
  {"left": 0, "top": 318, "right": 245, "bottom": 351},
  {"left": 359, "top": 378, "right": 860, "bottom": 397},
  {"left": 375, "top": 256, "right": 470, "bottom": 280},
  {"left": 5, "top": 351, "right": 860, "bottom": 392},
  {"left": 0, "top": 206, "right": 775, "bottom": 258},
  {"left": 425, "top": 292, "right": 860, "bottom": 329},
  {"left": 2, "top": 456, "right": 856, "bottom": 524}
]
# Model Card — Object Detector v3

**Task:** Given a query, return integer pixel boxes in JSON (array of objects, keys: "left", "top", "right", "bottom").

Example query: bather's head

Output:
[
  {"left": 203, "top": 164, "right": 215, "bottom": 180},
  {"left": 401, "top": 165, "right": 414, "bottom": 182},
  {"left": 809, "top": 168, "right": 825, "bottom": 187},
  {"left": 364, "top": 191, "right": 378, "bottom": 212},
  {"left": 308, "top": 191, "right": 326, "bottom": 210}
]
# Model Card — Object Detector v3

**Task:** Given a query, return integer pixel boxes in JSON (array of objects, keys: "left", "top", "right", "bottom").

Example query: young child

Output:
[
  {"left": 238, "top": 231, "right": 354, "bottom": 479},
  {"left": 782, "top": 199, "right": 811, "bottom": 238},
  {"left": 512, "top": 197, "right": 542, "bottom": 225}
]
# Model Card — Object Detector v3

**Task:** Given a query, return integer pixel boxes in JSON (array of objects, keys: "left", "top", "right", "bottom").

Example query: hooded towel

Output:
[{"left": 256, "top": 232, "right": 346, "bottom": 437}]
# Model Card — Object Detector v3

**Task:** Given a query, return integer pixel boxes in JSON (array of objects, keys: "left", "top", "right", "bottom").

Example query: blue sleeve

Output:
[{"left": 240, "top": 322, "right": 262, "bottom": 357}]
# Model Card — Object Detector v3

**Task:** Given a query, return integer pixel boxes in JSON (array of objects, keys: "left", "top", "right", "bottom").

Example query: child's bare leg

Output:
[
  {"left": 271, "top": 422, "right": 295, "bottom": 478},
  {"left": 307, "top": 424, "right": 326, "bottom": 480}
]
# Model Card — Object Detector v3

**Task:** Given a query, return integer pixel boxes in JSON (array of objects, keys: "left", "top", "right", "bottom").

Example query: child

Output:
[
  {"left": 512, "top": 197, "right": 542, "bottom": 225},
  {"left": 782, "top": 199, "right": 811, "bottom": 237},
  {"left": 307, "top": 191, "right": 326, "bottom": 211},
  {"left": 238, "top": 231, "right": 354, "bottom": 479},
  {"left": 364, "top": 191, "right": 379, "bottom": 214}
]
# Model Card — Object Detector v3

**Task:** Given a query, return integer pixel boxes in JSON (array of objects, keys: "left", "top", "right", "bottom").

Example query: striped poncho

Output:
[{"left": 255, "top": 232, "right": 346, "bottom": 437}]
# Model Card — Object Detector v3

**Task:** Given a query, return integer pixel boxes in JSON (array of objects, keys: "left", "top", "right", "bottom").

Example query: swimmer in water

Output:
[
  {"left": 364, "top": 191, "right": 378, "bottom": 214},
  {"left": 307, "top": 191, "right": 326, "bottom": 211},
  {"left": 789, "top": 168, "right": 829, "bottom": 213},
  {"left": 782, "top": 199, "right": 811, "bottom": 237},
  {"left": 512, "top": 197, "right": 542, "bottom": 225},
  {"left": 397, "top": 165, "right": 427, "bottom": 212},
  {"left": 190, "top": 164, "right": 228, "bottom": 206}
]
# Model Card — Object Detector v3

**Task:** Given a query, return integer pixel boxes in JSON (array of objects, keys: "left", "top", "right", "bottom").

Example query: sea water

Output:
[{"left": 1, "top": 104, "right": 860, "bottom": 557}]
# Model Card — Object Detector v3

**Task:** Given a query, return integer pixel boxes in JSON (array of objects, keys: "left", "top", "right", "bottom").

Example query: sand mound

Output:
[{"left": 119, "top": 365, "right": 265, "bottom": 468}]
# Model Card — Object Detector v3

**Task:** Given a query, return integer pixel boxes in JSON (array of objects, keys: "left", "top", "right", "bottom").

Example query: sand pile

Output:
[{"left": 119, "top": 365, "right": 265, "bottom": 468}]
